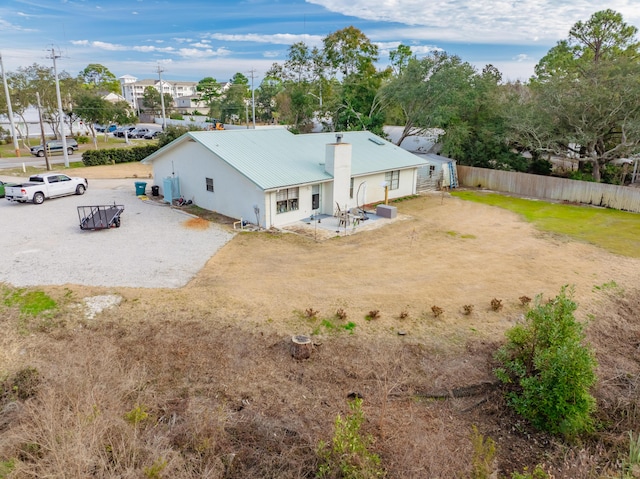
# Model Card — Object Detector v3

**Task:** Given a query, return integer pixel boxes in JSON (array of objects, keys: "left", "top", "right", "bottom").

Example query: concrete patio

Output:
[{"left": 281, "top": 208, "right": 403, "bottom": 240}]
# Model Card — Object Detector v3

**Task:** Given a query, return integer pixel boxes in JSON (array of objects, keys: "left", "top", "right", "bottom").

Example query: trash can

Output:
[
  {"left": 135, "top": 181, "right": 147, "bottom": 196},
  {"left": 151, "top": 185, "right": 159, "bottom": 197}
]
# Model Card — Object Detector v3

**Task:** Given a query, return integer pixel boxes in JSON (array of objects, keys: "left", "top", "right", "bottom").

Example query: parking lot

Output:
[{"left": 0, "top": 177, "right": 235, "bottom": 288}]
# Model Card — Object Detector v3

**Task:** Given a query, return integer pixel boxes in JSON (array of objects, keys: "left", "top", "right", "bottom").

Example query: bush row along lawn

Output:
[
  {"left": 452, "top": 190, "right": 640, "bottom": 258},
  {"left": 0, "top": 136, "right": 155, "bottom": 158}
]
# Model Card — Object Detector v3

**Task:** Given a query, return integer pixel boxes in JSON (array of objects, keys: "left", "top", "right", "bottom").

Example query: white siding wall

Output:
[
  {"left": 351, "top": 169, "right": 417, "bottom": 207},
  {"left": 266, "top": 183, "right": 331, "bottom": 228},
  {"left": 152, "top": 142, "right": 266, "bottom": 225},
  {"left": 150, "top": 142, "right": 420, "bottom": 228}
]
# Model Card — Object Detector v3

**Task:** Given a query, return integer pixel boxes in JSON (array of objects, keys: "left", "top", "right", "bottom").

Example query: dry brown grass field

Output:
[{"left": 1, "top": 162, "right": 640, "bottom": 478}]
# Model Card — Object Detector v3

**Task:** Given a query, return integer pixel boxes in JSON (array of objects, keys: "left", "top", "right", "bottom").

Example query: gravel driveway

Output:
[{"left": 0, "top": 177, "right": 235, "bottom": 288}]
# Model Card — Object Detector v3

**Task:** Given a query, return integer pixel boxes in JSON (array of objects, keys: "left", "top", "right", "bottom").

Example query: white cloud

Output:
[
  {"left": 176, "top": 47, "right": 231, "bottom": 58},
  {"left": 73, "top": 41, "right": 178, "bottom": 54},
  {"left": 410, "top": 45, "right": 444, "bottom": 55},
  {"left": 376, "top": 41, "right": 442, "bottom": 57},
  {"left": 470, "top": 59, "right": 537, "bottom": 82},
  {"left": 308, "top": 0, "right": 640, "bottom": 44},
  {"left": 204, "top": 32, "right": 324, "bottom": 46},
  {"left": 132, "top": 45, "right": 175, "bottom": 53},
  {"left": 0, "top": 17, "right": 34, "bottom": 32},
  {"left": 92, "top": 41, "right": 128, "bottom": 51},
  {"left": 514, "top": 54, "right": 530, "bottom": 62}
]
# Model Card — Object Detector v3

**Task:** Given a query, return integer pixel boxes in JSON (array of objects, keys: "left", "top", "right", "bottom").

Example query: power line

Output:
[
  {"left": 156, "top": 64, "right": 167, "bottom": 130},
  {"left": 0, "top": 51, "right": 20, "bottom": 157},
  {"left": 247, "top": 68, "right": 257, "bottom": 129},
  {"left": 48, "top": 46, "right": 69, "bottom": 167}
]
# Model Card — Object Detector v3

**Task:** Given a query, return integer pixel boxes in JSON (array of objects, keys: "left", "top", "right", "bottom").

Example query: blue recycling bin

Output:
[{"left": 135, "top": 181, "right": 147, "bottom": 196}]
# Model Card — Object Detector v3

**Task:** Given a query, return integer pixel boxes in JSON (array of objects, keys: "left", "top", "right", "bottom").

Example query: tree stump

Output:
[{"left": 291, "top": 335, "right": 312, "bottom": 360}]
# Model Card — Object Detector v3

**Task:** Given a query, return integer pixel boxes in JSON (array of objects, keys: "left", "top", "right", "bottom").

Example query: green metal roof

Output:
[{"left": 143, "top": 128, "right": 427, "bottom": 191}]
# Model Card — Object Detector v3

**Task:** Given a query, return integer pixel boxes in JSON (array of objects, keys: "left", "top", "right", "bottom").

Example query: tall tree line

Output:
[
  {"left": 0, "top": 63, "right": 133, "bottom": 148},
  {"left": 1, "top": 11, "right": 638, "bottom": 182},
  {"left": 253, "top": 13, "right": 640, "bottom": 182}
]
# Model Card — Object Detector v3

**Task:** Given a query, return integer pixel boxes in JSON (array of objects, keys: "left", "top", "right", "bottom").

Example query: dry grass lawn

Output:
[{"left": 1, "top": 162, "right": 640, "bottom": 478}]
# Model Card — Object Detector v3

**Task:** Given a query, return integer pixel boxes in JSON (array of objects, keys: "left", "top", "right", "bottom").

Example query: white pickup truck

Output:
[{"left": 5, "top": 173, "right": 88, "bottom": 204}]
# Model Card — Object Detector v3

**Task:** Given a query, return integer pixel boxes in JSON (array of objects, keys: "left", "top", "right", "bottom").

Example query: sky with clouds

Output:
[{"left": 0, "top": 0, "right": 639, "bottom": 85}]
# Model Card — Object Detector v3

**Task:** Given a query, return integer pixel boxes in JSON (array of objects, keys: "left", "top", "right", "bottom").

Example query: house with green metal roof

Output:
[{"left": 141, "top": 129, "right": 427, "bottom": 228}]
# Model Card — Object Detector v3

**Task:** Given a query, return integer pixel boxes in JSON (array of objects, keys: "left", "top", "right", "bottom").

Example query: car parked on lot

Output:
[
  {"left": 95, "top": 124, "right": 117, "bottom": 133},
  {"left": 5, "top": 173, "right": 88, "bottom": 204},
  {"left": 113, "top": 126, "right": 136, "bottom": 138},
  {"left": 30, "top": 138, "right": 79, "bottom": 157},
  {"left": 143, "top": 130, "right": 161, "bottom": 140},
  {"left": 130, "top": 127, "right": 151, "bottom": 138}
]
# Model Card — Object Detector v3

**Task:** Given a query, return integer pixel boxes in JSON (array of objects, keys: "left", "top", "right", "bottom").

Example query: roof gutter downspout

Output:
[{"left": 268, "top": 191, "right": 273, "bottom": 229}]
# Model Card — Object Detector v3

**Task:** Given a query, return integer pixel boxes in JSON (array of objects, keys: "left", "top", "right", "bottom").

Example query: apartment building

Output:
[{"left": 119, "top": 75, "right": 198, "bottom": 111}]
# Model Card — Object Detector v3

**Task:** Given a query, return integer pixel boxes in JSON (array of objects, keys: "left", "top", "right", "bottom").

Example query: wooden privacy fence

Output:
[{"left": 457, "top": 166, "right": 640, "bottom": 213}]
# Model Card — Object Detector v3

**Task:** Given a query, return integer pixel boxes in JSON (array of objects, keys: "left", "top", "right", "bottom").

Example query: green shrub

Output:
[
  {"left": 124, "top": 404, "right": 149, "bottom": 426},
  {"left": 494, "top": 286, "right": 597, "bottom": 439},
  {"left": 470, "top": 425, "right": 496, "bottom": 479},
  {"left": 316, "top": 398, "right": 384, "bottom": 478},
  {"left": 511, "top": 465, "right": 548, "bottom": 479},
  {"left": 143, "top": 457, "right": 167, "bottom": 478},
  {"left": 626, "top": 431, "right": 640, "bottom": 477},
  {"left": 76, "top": 135, "right": 90, "bottom": 144},
  {"left": 157, "top": 124, "right": 205, "bottom": 147},
  {"left": 81, "top": 144, "right": 160, "bottom": 166}
]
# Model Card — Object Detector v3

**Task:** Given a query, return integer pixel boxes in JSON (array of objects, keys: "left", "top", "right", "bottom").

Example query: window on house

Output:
[
  {"left": 206, "top": 177, "right": 214, "bottom": 192},
  {"left": 385, "top": 170, "right": 400, "bottom": 190},
  {"left": 429, "top": 165, "right": 436, "bottom": 178},
  {"left": 350, "top": 177, "right": 354, "bottom": 198},
  {"left": 276, "top": 187, "right": 299, "bottom": 214}
]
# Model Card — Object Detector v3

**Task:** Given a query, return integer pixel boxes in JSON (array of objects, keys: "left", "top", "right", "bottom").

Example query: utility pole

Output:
[
  {"left": 49, "top": 47, "right": 69, "bottom": 167},
  {"left": 156, "top": 64, "right": 167, "bottom": 130},
  {"left": 1, "top": 52, "right": 20, "bottom": 157},
  {"left": 36, "top": 92, "right": 51, "bottom": 171},
  {"left": 248, "top": 69, "right": 257, "bottom": 129}
]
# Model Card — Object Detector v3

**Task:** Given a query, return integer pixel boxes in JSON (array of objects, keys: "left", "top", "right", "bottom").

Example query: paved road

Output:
[
  {"left": 1, "top": 123, "right": 161, "bottom": 170},
  {"left": 0, "top": 153, "right": 83, "bottom": 170}
]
